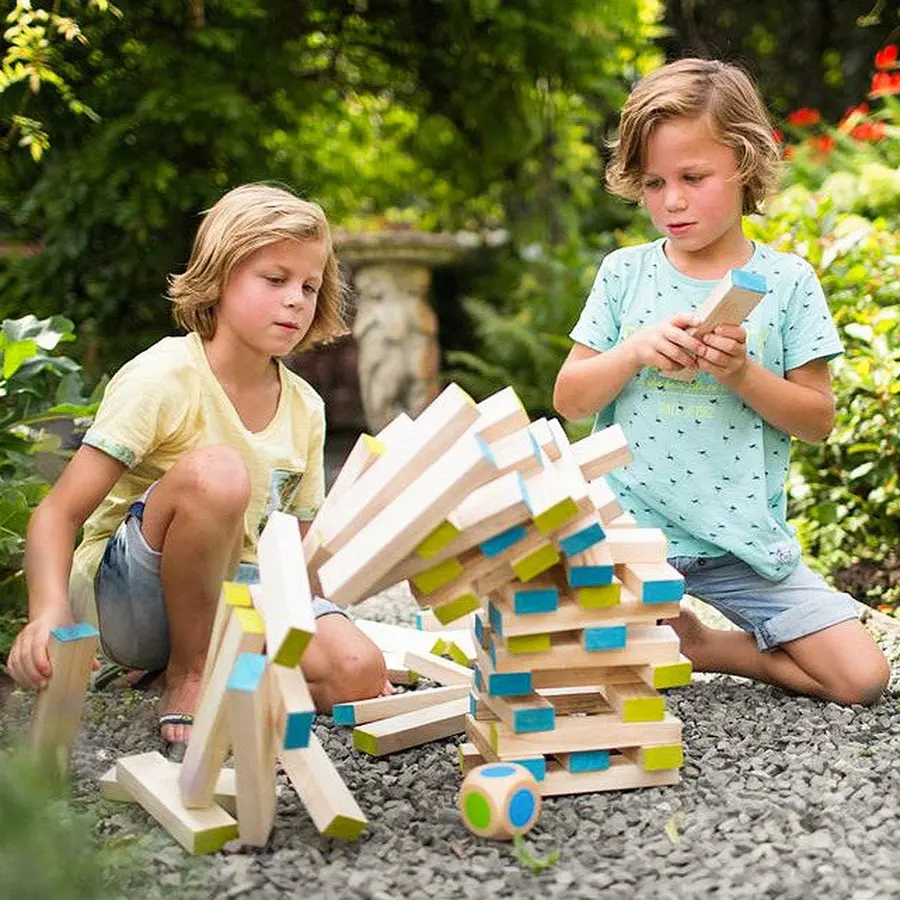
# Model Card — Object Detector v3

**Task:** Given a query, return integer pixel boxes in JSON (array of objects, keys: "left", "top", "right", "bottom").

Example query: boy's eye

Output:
[
  {"left": 265, "top": 275, "right": 286, "bottom": 285},
  {"left": 643, "top": 179, "right": 663, "bottom": 190},
  {"left": 304, "top": 284, "right": 319, "bottom": 296},
  {"left": 684, "top": 174, "right": 705, "bottom": 184}
]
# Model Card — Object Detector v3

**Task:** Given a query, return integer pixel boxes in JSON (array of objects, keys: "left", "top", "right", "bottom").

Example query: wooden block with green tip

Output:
[
  {"left": 352, "top": 696, "right": 469, "bottom": 756},
  {"left": 117, "top": 752, "right": 238, "bottom": 854},
  {"left": 280, "top": 733, "right": 367, "bottom": 840},
  {"left": 511, "top": 540, "right": 561, "bottom": 582},
  {"left": 200, "top": 583, "right": 254, "bottom": 693},
  {"left": 179, "top": 606, "right": 265, "bottom": 809},
  {"left": 638, "top": 655, "right": 693, "bottom": 690},
  {"left": 415, "top": 519, "right": 462, "bottom": 560},
  {"left": 523, "top": 463, "right": 580, "bottom": 535},
  {"left": 256, "top": 510, "right": 316, "bottom": 666},
  {"left": 29, "top": 622, "right": 99, "bottom": 772},
  {"left": 403, "top": 649, "right": 472, "bottom": 686},
  {"left": 227, "top": 653, "right": 277, "bottom": 846},
  {"left": 100, "top": 762, "right": 237, "bottom": 815},
  {"left": 623, "top": 743, "right": 685, "bottom": 771},
  {"left": 603, "top": 682, "right": 666, "bottom": 722}
]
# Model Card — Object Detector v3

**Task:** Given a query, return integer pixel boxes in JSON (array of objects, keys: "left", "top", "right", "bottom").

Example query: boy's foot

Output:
[
  {"left": 157, "top": 673, "right": 203, "bottom": 750},
  {"left": 158, "top": 714, "right": 194, "bottom": 762},
  {"left": 668, "top": 607, "right": 711, "bottom": 664}
]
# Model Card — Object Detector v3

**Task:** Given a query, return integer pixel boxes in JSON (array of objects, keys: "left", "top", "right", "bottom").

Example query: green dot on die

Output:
[{"left": 464, "top": 791, "right": 492, "bottom": 830}]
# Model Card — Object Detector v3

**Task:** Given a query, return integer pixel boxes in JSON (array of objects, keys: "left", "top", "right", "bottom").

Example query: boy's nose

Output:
[{"left": 664, "top": 189, "right": 686, "bottom": 212}]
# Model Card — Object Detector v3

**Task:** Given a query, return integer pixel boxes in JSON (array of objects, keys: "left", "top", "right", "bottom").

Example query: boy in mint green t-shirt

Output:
[{"left": 555, "top": 58, "right": 889, "bottom": 706}]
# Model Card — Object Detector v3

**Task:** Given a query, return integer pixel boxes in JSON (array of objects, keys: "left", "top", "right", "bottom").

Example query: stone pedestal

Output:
[{"left": 336, "top": 230, "right": 472, "bottom": 433}]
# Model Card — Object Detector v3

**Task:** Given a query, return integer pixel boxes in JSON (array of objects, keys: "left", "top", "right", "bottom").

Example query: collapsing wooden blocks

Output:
[{"left": 313, "top": 384, "right": 691, "bottom": 799}]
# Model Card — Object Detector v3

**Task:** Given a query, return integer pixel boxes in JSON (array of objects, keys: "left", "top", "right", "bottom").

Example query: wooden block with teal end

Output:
[
  {"left": 480, "top": 524, "right": 529, "bottom": 558},
  {"left": 582, "top": 624, "right": 627, "bottom": 652},
  {"left": 511, "top": 543, "right": 560, "bottom": 582},
  {"left": 487, "top": 599, "right": 505, "bottom": 637},
  {"left": 509, "top": 702, "right": 556, "bottom": 735},
  {"left": 555, "top": 750, "right": 611, "bottom": 773},
  {"left": 627, "top": 743, "right": 684, "bottom": 772},
  {"left": 504, "top": 580, "right": 559, "bottom": 614},
  {"left": 575, "top": 581, "right": 621, "bottom": 609},
  {"left": 411, "top": 557, "right": 464, "bottom": 595},
  {"left": 618, "top": 562, "right": 685, "bottom": 604},
  {"left": 505, "top": 633, "right": 552, "bottom": 655},
  {"left": 478, "top": 689, "right": 556, "bottom": 734},
  {"left": 605, "top": 682, "right": 666, "bottom": 723},
  {"left": 459, "top": 762, "right": 542, "bottom": 840},
  {"left": 476, "top": 661, "right": 533, "bottom": 697},
  {"left": 558, "top": 522, "right": 605, "bottom": 557},
  {"left": 568, "top": 561, "right": 614, "bottom": 588},
  {"left": 415, "top": 519, "right": 462, "bottom": 560},
  {"left": 641, "top": 656, "right": 693, "bottom": 690},
  {"left": 432, "top": 590, "right": 480, "bottom": 625}
]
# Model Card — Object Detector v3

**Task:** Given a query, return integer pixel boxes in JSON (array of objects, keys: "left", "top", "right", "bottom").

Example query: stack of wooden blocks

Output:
[
  {"left": 97, "top": 512, "right": 367, "bottom": 854},
  {"left": 308, "top": 384, "right": 691, "bottom": 796}
]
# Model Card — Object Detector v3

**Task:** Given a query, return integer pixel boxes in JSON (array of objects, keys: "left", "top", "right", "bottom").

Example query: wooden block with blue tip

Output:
[
  {"left": 117, "top": 752, "right": 238, "bottom": 854},
  {"left": 459, "top": 762, "right": 542, "bottom": 840},
  {"left": 566, "top": 542, "right": 614, "bottom": 587},
  {"left": 475, "top": 689, "right": 556, "bottom": 734},
  {"left": 616, "top": 562, "right": 685, "bottom": 604},
  {"left": 270, "top": 664, "right": 315, "bottom": 750},
  {"left": 179, "top": 605, "right": 265, "bottom": 809},
  {"left": 521, "top": 456, "right": 580, "bottom": 536},
  {"left": 333, "top": 683, "right": 470, "bottom": 726},
  {"left": 200, "top": 582, "right": 254, "bottom": 693},
  {"left": 227, "top": 653, "right": 277, "bottom": 846},
  {"left": 318, "top": 431, "right": 499, "bottom": 607},
  {"left": 279, "top": 733, "right": 367, "bottom": 840},
  {"left": 29, "top": 622, "right": 99, "bottom": 770},
  {"left": 256, "top": 511, "right": 316, "bottom": 666},
  {"left": 665, "top": 267, "right": 767, "bottom": 381}
]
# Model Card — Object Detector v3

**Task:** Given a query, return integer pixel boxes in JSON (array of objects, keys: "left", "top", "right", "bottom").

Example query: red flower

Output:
[
  {"left": 783, "top": 145, "right": 795, "bottom": 160},
  {"left": 851, "top": 121, "right": 886, "bottom": 142},
  {"left": 811, "top": 135, "right": 835, "bottom": 156},
  {"left": 772, "top": 127, "right": 784, "bottom": 143},
  {"left": 787, "top": 107, "right": 821, "bottom": 127},
  {"left": 874, "top": 45, "right": 897, "bottom": 70},
  {"left": 870, "top": 71, "right": 900, "bottom": 97}
]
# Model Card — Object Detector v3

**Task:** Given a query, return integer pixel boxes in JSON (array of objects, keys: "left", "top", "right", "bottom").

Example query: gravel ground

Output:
[{"left": 3, "top": 584, "right": 900, "bottom": 900}]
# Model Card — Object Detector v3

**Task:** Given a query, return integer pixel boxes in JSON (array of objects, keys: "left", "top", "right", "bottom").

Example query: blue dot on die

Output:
[
  {"left": 482, "top": 764, "right": 519, "bottom": 778},
  {"left": 508, "top": 788, "right": 537, "bottom": 829}
]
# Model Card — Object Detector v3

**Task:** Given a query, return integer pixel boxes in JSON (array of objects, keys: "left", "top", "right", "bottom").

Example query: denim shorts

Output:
[
  {"left": 95, "top": 492, "right": 345, "bottom": 671},
  {"left": 669, "top": 552, "right": 859, "bottom": 651}
]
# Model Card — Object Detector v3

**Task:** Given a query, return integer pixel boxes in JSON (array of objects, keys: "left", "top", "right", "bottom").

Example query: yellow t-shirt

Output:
[{"left": 69, "top": 332, "right": 325, "bottom": 624}]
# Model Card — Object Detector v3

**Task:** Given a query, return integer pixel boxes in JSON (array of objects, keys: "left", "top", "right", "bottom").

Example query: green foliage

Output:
[
  {"left": 748, "top": 185, "right": 900, "bottom": 605},
  {"left": 512, "top": 834, "right": 561, "bottom": 873},
  {"left": 0, "top": 315, "right": 100, "bottom": 656}
]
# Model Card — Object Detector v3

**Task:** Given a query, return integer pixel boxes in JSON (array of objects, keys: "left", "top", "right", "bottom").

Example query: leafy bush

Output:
[{"left": 0, "top": 315, "right": 100, "bottom": 657}]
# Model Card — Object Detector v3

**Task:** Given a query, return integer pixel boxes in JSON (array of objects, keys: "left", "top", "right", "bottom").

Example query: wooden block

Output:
[
  {"left": 571, "top": 424, "right": 633, "bottom": 480},
  {"left": 326, "top": 432, "right": 387, "bottom": 507},
  {"left": 383, "top": 650, "right": 420, "bottom": 686},
  {"left": 539, "top": 755, "right": 679, "bottom": 795},
  {"left": 256, "top": 511, "right": 316, "bottom": 666},
  {"left": 487, "top": 624, "right": 681, "bottom": 673},
  {"left": 29, "top": 623, "right": 99, "bottom": 771},
  {"left": 638, "top": 655, "right": 693, "bottom": 690},
  {"left": 270, "top": 663, "right": 315, "bottom": 750},
  {"left": 458, "top": 741, "right": 484, "bottom": 775},
  {"left": 605, "top": 528, "right": 668, "bottom": 564},
  {"left": 494, "top": 576, "right": 560, "bottom": 615},
  {"left": 429, "top": 591, "right": 483, "bottom": 626},
  {"left": 319, "top": 433, "right": 498, "bottom": 606},
  {"left": 603, "top": 682, "right": 666, "bottom": 722},
  {"left": 476, "top": 690, "right": 556, "bottom": 734},
  {"left": 352, "top": 696, "right": 469, "bottom": 756},
  {"left": 488, "top": 428, "right": 543, "bottom": 478},
  {"left": 463, "top": 386, "right": 530, "bottom": 444},
  {"left": 510, "top": 540, "right": 561, "bottom": 583},
  {"left": 200, "top": 583, "right": 253, "bottom": 693},
  {"left": 555, "top": 512, "right": 606, "bottom": 558},
  {"left": 623, "top": 743, "right": 685, "bottom": 771},
  {"left": 100, "top": 763, "right": 237, "bottom": 815},
  {"left": 469, "top": 708, "right": 682, "bottom": 757},
  {"left": 280, "top": 733, "right": 367, "bottom": 840},
  {"left": 522, "top": 459, "right": 579, "bottom": 535},
  {"left": 459, "top": 762, "right": 541, "bottom": 839},
  {"left": 179, "top": 607, "right": 265, "bottom": 809},
  {"left": 403, "top": 649, "right": 473, "bottom": 686},
  {"left": 333, "top": 684, "right": 471, "bottom": 726},
  {"left": 117, "top": 752, "right": 238, "bottom": 854},
  {"left": 586, "top": 477, "right": 624, "bottom": 524},
  {"left": 308, "top": 384, "right": 479, "bottom": 567},
  {"left": 607, "top": 511, "right": 638, "bottom": 528},
  {"left": 617, "top": 562, "right": 685, "bottom": 604},
  {"left": 666, "top": 268, "right": 767, "bottom": 380},
  {"left": 554, "top": 749, "right": 611, "bottom": 773},
  {"left": 353, "top": 618, "right": 443, "bottom": 657},
  {"left": 565, "top": 541, "right": 614, "bottom": 587},
  {"left": 526, "top": 418, "right": 559, "bottom": 460},
  {"left": 416, "top": 608, "right": 476, "bottom": 632},
  {"left": 227, "top": 653, "right": 276, "bottom": 846}
]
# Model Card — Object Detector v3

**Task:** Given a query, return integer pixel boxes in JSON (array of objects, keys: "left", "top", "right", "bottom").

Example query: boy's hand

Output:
[
  {"left": 6, "top": 611, "right": 73, "bottom": 691},
  {"left": 627, "top": 313, "right": 705, "bottom": 374},
  {"left": 696, "top": 324, "right": 749, "bottom": 387}
]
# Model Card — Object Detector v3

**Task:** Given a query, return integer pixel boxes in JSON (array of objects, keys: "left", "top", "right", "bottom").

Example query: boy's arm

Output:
[
  {"left": 698, "top": 326, "right": 835, "bottom": 441},
  {"left": 9, "top": 445, "right": 126, "bottom": 690},
  {"left": 554, "top": 312, "right": 704, "bottom": 421}
]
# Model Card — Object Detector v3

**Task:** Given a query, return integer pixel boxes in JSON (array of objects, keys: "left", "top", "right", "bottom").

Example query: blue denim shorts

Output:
[
  {"left": 669, "top": 552, "right": 859, "bottom": 651},
  {"left": 95, "top": 493, "right": 345, "bottom": 670}
]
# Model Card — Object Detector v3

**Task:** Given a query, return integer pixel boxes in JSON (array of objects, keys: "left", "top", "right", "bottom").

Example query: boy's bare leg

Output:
[
  {"left": 672, "top": 609, "right": 890, "bottom": 706},
  {"left": 300, "top": 614, "right": 389, "bottom": 712},
  {"left": 140, "top": 447, "right": 249, "bottom": 744}
]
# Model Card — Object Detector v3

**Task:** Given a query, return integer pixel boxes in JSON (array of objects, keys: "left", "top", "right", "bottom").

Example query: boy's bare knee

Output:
[
  {"left": 329, "top": 642, "right": 387, "bottom": 706},
  {"left": 173, "top": 446, "right": 250, "bottom": 514},
  {"left": 830, "top": 657, "right": 890, "bottom": 706}
]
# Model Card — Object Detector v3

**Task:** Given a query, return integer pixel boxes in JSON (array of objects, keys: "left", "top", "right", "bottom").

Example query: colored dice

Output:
[{"left": 458, "top": 762, "right": 541, "bottom": 840}]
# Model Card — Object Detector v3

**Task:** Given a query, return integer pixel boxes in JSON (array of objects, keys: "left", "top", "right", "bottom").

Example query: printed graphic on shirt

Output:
[{"left": 256, "top": 467, "right": 310, "bottom": 536}]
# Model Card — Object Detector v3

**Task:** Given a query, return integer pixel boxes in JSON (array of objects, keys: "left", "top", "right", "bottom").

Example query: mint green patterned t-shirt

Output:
[{"left": 570, "top": 239, "right": 843, "bottom": 581}]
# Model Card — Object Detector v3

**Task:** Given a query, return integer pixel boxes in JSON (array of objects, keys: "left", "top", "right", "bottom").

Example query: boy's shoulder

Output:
[
  {"left": 750, "top": 242, "right": 819, "bottom": 285},
  {"left": 279, "top": 363, "right": 325, "bottom": 414},
  {"left": 599, "top": 240, "right": 662, "bottom": 272},
  {"left": 111, "top": 334, "right": 199, "bottom": 384}
]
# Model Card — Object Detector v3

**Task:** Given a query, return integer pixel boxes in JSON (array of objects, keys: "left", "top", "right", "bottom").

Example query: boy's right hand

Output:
[
  {"left": 6, "top": 611, "right": 73, "bottom": 691},
  {"left": 626, "top": 312, "right": 705, "bottom": 374}
]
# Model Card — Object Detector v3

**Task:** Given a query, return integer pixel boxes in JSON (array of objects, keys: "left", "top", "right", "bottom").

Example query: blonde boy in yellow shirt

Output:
[{"left": 8, "top": 183, "right": 388, "bottom": 757}]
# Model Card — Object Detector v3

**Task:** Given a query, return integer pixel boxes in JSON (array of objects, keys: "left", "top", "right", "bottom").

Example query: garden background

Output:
[{"left": 0, "top": 2, "right": 898, "bottom": 890}]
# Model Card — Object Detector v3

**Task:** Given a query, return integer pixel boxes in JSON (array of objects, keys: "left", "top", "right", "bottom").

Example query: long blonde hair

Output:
[
  {"left": 606, "top": 58, "right": 781, "bottom": 215},
  {"left": 168, "top": 183, "right": 347, "bottom": 347}
]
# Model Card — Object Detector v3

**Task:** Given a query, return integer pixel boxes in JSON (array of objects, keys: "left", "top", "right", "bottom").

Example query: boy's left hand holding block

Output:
[{"left": 29, "top": 623, "right": 100, "bottom": 772}]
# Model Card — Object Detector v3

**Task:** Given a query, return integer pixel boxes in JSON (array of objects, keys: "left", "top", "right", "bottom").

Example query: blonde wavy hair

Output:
[
  {"left": 606, "top": 58, "right": 781, "bottom": 215},
  {"left": 168, "top": 183, "right": 347, "bottom": 347}
]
